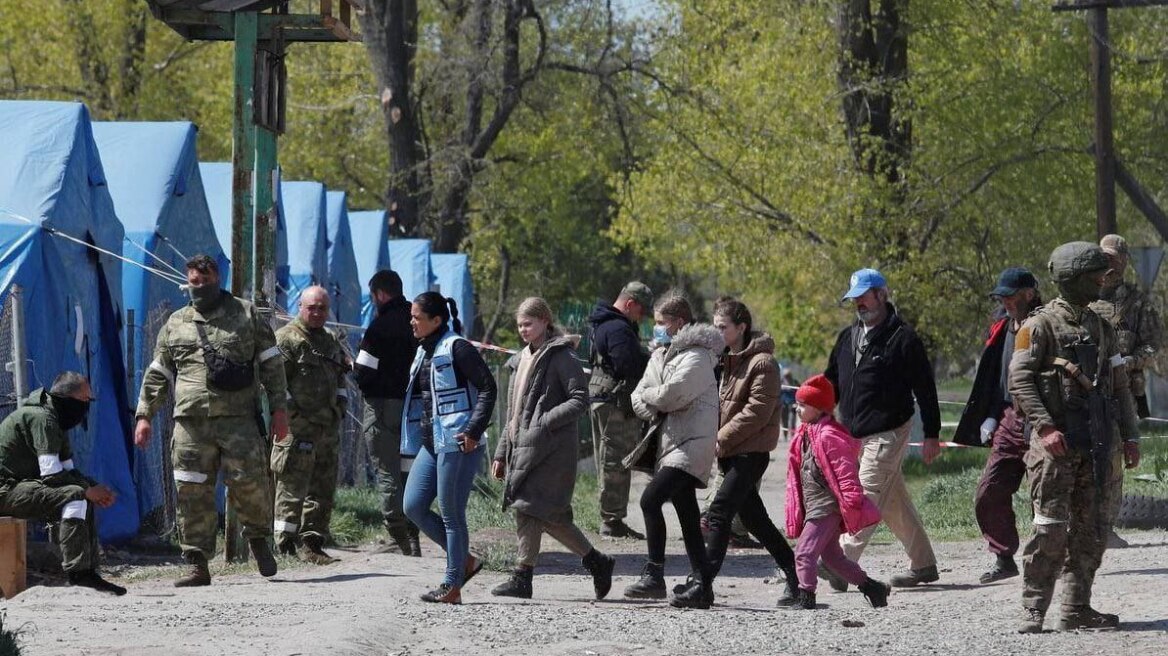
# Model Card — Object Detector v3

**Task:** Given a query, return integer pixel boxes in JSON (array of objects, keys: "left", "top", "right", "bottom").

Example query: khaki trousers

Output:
[{"left": 515, "top": 510, "right": 593, "bottom": 567}]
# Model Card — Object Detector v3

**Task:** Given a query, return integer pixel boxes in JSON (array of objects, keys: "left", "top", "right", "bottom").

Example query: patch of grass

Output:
[
  {"left": 330, "top": 486, "right": 386, "bottom": 546},
  {"left": 0, "top": 612, "right": 26, "bottom": 656}
]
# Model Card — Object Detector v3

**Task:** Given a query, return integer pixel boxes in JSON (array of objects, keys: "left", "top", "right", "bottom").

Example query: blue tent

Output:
[
  {"left": 324, "top": 191, "right": 361, "bottom": 333},
  {"left": 430, "top": 253, "right": 476, "bottom": 337},
  {"left": 387, "top": 239, "right": 433, "bottom": 303},
  {"left": 198, "top": 162, "right": 289, "bottom": 306},
  {"left": 0, "top": 101, "right": 138, "bottom": 541},
  {"left": 280, "top": 181, "right": 329, "bottom": 313},
  {"left": 92, "top": 121, "right": 228, "bottom": 525},
  {"left": 348, "top": 210, "right": 390, "bottom": 326}
]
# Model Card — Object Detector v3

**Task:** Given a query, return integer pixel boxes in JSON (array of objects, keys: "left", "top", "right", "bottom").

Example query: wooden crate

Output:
[{"left": 0, "top": 516, "right": 27, "bottom": 599}]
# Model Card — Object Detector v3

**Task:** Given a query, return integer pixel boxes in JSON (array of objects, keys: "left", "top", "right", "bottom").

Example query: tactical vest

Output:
[
  {"left": 1030, "top": 307, "right": 1114, "bottom": 452},
  {"left": 401, "top": 330, "right": 480, "bottom": 456}
]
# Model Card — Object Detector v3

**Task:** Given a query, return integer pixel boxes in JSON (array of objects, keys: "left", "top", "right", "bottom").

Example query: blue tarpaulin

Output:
[
  {"left": 324, "top": 191, "right": 361, "bottom": 335},
  {"left": 281, "top": 181, "right": 329, "bottom": 313},
  {"left": 92, "top": 121, "right": 228, "bottom": 524},
  {"left": 347, "top": 210, "right": 390, "bottom": 327},
  {"left": 0, "top": 101, "right": 138, "bottom": 541},
  {"left": 198, "top": 162, "right": 289, "bottom": 307},
  {"left": 430, "top": 253, "right": 476, "bottom": 337},
  {"left": 387, "top": 239, "right": 433, "bottom": 303}
]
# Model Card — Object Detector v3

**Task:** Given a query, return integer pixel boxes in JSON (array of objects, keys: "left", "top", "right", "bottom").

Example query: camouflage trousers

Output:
[
  {"left": 172, "top": 416, "right": 272, "bottom": 558},
  {"left": 590, "top": 400, "right": 640, "bottom": 523},
  {"left": 0, "top": 480, "right": 97, "bottom": 573},
  {"left": 1021, "top": 436, "right": 1123, "bottom": 612},
  {"left": 363, "top": 398, "right": 408, "bottom": 532},
  {"left": 272, "top": 417, "right": 341, "bottom": 543}
]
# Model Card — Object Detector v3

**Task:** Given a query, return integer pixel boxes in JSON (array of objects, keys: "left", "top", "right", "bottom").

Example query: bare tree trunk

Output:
[
  {"left": 360, "top": 0, "right": 425, "bottom": 236},
  {"left": 117, "top": 0, "right": 149, "bottom": 118},
  {"left": 482, "top": 244, "right": 511, "bottom": 343}
]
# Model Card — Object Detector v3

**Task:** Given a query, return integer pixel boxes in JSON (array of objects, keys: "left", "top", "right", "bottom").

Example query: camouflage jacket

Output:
[
  {"left": 276, "top": 318, "right": 350, "bottom": 427},
  {"left": 1008, "top": 297, "right": 1139, "bottom": 441},
  {"left": 135, "top": 292, "right": 287, "bottom": 419},
  {"left": 1089, "top": 280, "right": 1161, "bottom": 372},
  {"left": 0, "top": 389, "right": 95, "bottom": 490}
]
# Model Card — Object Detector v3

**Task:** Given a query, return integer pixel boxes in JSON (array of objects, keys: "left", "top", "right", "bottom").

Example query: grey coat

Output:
[
  {"left": 626, "top": 323, "right": 722, "bottom": 487},
  {"left": 494, "top": 335, "right": 588, "bottom": 524}
]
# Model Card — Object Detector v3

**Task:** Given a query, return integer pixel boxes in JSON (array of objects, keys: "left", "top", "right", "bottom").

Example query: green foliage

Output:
[{"left": 0, "top": 612, "right": 25, "bottom": 656}]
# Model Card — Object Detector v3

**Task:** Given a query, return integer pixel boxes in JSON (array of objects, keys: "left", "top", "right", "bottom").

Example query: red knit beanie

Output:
[{"left": 795, "top": 374, "right": 836, "bottom": 414}]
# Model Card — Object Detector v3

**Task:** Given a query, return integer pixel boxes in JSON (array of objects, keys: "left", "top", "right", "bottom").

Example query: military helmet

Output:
[{"left": 1048, "top": 241, "right": 1110, "bottom": 283}]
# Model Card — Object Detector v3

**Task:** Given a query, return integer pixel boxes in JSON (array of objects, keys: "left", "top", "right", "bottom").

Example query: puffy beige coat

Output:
[{"left": 626, "top": 323, "right": 722, "bottom": 487}]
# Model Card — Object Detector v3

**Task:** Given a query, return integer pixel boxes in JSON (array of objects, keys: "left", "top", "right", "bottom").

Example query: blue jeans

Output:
[{"left": 404, "top": 444, "right": 483, "bottom": 587}]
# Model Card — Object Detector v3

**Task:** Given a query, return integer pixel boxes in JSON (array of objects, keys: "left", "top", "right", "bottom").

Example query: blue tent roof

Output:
[
  {"left": 387, "top": 239, "right": 433, "bottom": 303},
  {"left": 92, "top": 121, "right": 228, "bottom": 523},
  {"left": 0, "top": 101, "right": 138, "bottom": 541},
  {"left": 280, "top": 181, "right": 329, "bottom": 313},
  {"left": 198, "top": 162, "right": 289, "bottom": 306},
  {"left": 348, "top": 210, "right": 390, "bottom": 326},
  {"left": 324, "top": 191, "right": 361, "bottom": 333},
  {"left": 430, "top": 253, "right": 476, "bottom": 337}
]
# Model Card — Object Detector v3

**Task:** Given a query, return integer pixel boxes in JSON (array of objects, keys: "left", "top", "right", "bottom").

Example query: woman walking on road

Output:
[
  {"left": 490, "top": 297, "right": 616, "bottom": 600},
  {"left": 624, "top": 293, "right": 721, "bottom": 609},
  {"left": 402, "top": 292, "right": 497, "bottom": 604}
]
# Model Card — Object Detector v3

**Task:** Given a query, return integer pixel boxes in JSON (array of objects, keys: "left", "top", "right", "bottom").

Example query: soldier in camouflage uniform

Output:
[
  {"left": 0, "top": 372, "right": 124, "bottom": 595},
  {"left": 134, "top": 255, "right": 288, "bottom": 587},
  {"left": 1009, "top": 242, "right": 1141, "bottom": 633},
  {"left": 273, "top": 286, "right": 350, "bottom": 564},
  {"left": 1091, "top": 234, "right": 1161, "bottom": 549}
]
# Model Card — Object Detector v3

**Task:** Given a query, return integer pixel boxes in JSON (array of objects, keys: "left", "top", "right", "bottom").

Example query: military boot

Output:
[
  {"left": 276, "top": 536, "right": 299, "bottom": 557},
  {"left": 249, "top": 538, "right": 278, "bottom": 577},
  {"left": 774, "top": 578, "right": 800, "bottom": 607},
  {"left": 581, "top": 549, "right": 615, "bottom": 600},
  {"left": 1018, "top": 607, "right": 1045, "bottom": 634},
  {"left": 1057, "top": 605, "right": 1120, "bottom": 631},
  {"left": 386, "top": 526, "right": 414, "bottom": 555},
  {"left": 299, "top": 535, "right": 340, "bottom": 565},
  {"left": 408, "top": 524, "right": 422, "bottom": 558},
  {"left": 491, "top": 566, "right": 534, "bottom": 599},
  {"left": 68, "top": 570, "right": 127, "bottom": 596},
  {"left": 174, "top": 551, "right": 211, "bottom": 588},
  {"left": 858, "top": 577, "right": 891, "bottom": 608},
  {"left": 623, "top": 561, "right": 666, "bottom": 599}
]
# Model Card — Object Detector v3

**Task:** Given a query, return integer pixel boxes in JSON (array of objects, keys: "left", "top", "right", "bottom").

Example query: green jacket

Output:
[
  {"left": 276, "top": 317, "right": 350, "bottom": 427},
  {"left": 1090, "top": 280, "right": 1162, "bottom": 373},
  {"left": 135, "top": 291, "right": 288, "bottom": 419},
  {"left": 0, "top": 389, "right": 95, "bottom": 491}
]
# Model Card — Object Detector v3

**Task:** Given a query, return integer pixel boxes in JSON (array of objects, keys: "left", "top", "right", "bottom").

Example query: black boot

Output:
[
  {"left": 582, "top": 549, "right": 615, "bottom": 600},
  {"left": 491, "top": 566, "right": 534, "bottom": 599},
  {"left": 408, "top": 524, "right": 422, "bottom": 558},
  {"left": 174, "top": 551, "right": 211, "bottom": 588},
  {"left": 68, "top": 570, "right": 127, "bottom": 596},
  {"left": 669, "top": 571, "right": 714, "bottom": 609},
  {"left": 858, "top": 577, "right": 891, "bottom": 608},
  {"left": 623, "top": 561, "right": 666, "bottom": 599},
  {"left": 383, "top": 525, "right": 413, "bottom": 555},
  {"left": 794, "top": 588, "right": 816, "bottom": 610},
  {"left": 276, "top": 536, "right": 298, "bottom": 557},
  {"left": 775, "top": 578, "right": 800, "bottom": 607},
  {"left": 249, "top": 538, "right": 278, "bottom": 577}
]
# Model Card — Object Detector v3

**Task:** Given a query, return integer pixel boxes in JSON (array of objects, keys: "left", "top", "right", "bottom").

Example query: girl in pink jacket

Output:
[{"left": 782, "top": 374, "right": 890, "bottom": 610}]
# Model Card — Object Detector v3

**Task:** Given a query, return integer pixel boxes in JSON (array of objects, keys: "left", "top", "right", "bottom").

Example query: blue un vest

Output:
[{"left": 401, "top": 330, "right": 480, "bottom": 456}]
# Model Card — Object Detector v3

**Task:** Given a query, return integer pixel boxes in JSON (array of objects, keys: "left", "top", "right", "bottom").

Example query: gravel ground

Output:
[{"left": 3, "top": 464, "right": 1166, "bottom": 655}]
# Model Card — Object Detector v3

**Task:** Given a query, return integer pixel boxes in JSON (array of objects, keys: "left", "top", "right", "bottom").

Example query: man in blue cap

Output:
[
  {"left": 954, "top": 267, "right": 1042, "bottom": 584},
  {"left": 823, "top": 268, "right": 942, "bottom": 589}
]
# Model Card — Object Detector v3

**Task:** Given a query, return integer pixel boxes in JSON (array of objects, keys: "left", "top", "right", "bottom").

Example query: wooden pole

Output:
[{"left": 1088, "top": 7, "right": 1118, "bottom": 238}]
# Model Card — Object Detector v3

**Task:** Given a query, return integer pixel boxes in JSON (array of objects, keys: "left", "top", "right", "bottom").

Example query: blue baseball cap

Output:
[
  {"left": 989, "top": 267, "right": 1038, "bottom": 298},
  {"left": 842, "top": 268, "right": 887, "bottom": 301}
]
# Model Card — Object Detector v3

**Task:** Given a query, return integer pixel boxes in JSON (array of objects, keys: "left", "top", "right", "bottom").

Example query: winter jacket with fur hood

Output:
[
  {"left": 494, "top": 333, "right": 588, "bottom": 524},
  {"left": 784, "top": 415, "right": 880, "bottom": 538},
  {"left": 718, "top": 331, "right": 781, "bottom": 457},
  {"left": 626, "top": 323, "right": 722, "bottom": 486}
]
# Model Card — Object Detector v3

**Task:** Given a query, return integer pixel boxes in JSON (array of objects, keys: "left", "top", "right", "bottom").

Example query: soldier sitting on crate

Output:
[{"left": 0, "top": 372, "right": 125, "bottom": 595}]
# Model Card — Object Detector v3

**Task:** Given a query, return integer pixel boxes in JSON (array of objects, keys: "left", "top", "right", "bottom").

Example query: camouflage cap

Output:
[
  {"left": 620, "top": 281, "right": 653, "bottom": 310},
  {"left": 1100, "top": 234, "right": 1129, "bottom": 257},
  {"left": 1048, "top": 241, "right": 1110, "bottom": 283}
]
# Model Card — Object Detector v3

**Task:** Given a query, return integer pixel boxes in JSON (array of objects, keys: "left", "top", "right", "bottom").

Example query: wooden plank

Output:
[{"left": 0, "top": 517, "right": 27, "bottom": 599}]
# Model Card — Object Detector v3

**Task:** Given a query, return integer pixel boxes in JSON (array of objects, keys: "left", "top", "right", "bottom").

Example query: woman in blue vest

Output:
[{"left": 402, "top": 291, "right": 498, "bottom": 604}]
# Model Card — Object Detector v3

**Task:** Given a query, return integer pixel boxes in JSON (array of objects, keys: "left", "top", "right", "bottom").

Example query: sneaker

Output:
[
  {"left": 420, "top": 583, "right": 461, "bottom": 604},
  {"left": 858, "top": 577, "right": 890, "bottom": 608},
  {"left": 1018, "top": 607, "right": 1045, "bottom": 634},
  {"left": 978, "top": 555, "right": 1019, "bottom": 584},
  {"left": 775, "top": 579, "right": 800, "bottom": 607},
  {"left": 817, "top": 562, "right": 848, "bottom": 592},
  {"left": 1057, "top": 606, "right": 1119, "bottom": 631},
  {"left": 623, "top": 561, "right": 666, "bottom": 599},
  {"left": 600, "top": 520, "right": 645, "bottom": 540},
  {"left": 491, "top": 567, "right": 533, "bottom": 599},
  {"left": 581, "top": 549, "right": 615, "bottom": 600},
  {"left": 68, "top": 570, "right": 127, "bottom": 596},
  {"left": 889, "top": 565, "right": 939, "bottom": 588}
]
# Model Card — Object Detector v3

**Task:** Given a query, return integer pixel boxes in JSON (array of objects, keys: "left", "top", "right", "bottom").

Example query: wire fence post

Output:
[{"left": 9, "top": 285, "right": 26, "bottom": 405}]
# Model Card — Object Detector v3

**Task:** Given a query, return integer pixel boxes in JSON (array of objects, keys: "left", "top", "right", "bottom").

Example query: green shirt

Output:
[
  {"left": 0, "top": 389, "right": 94, "bottom": 488},
  {"left": 275, "top": 317, "right": 350, "bottom": 427}
]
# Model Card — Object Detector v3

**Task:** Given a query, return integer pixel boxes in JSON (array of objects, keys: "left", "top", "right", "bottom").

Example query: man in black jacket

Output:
[
  {"left": 356, "top": 270, "right": 420, "bottom": 555},
  {"left": 954, "top": 268, "right": 1041, "bottom": 584},
  {"left": 824, "top": 268, "right": 942, "bottom": 589},
  {"left": 588, "top": 281, "right": 652, "bottom": 538}
]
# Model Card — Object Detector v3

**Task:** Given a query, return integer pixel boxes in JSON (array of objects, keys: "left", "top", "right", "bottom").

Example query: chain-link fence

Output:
[
  {"left": 134, "top": 303, "right": 178, "bottom": 537},
  {"left": 0, "top": 289, "right": 20, "bottom": 425}
]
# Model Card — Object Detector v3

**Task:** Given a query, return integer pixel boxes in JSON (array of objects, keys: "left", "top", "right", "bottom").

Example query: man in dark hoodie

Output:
[
  {"left": 355, "top": 270, "right": 420, "bottom": 555},
  {"left": 588, "top": 281, "right": 652, "bottom": 538}
]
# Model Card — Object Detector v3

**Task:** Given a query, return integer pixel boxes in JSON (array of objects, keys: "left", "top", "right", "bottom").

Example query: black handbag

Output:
[{"left": 195, "top": 322, "right": 256, "bottom": 392}]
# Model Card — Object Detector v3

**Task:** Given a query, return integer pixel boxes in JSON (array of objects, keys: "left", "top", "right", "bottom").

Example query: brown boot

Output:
[
  {"left": 374, "top": 526, "right": 414, "bottom": 555},
  {"left": 174, "top": 552, "right": 211, "bottom": 588},
  {"left": 299, "top": 535, "right": 340, "bottom": 565},
  {"left": 249, "top": 538, "right": 278, "bottom": 577}
]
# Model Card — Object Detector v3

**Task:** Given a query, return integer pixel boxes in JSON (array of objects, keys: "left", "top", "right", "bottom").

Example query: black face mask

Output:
[
  {"left": 51, "top": 394, "right": 90, "bottom": 431},
  {"left": 189, "top": 284, "right": 223, "bottom": 313}
]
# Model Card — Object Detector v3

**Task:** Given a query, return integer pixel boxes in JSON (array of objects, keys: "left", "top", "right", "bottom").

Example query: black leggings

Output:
[
  {"left": 641, "top": 465, "right": 711, "bottom": 578},
  {"left": 705, "top": 452, "right": 797, "bottom": 581}
]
